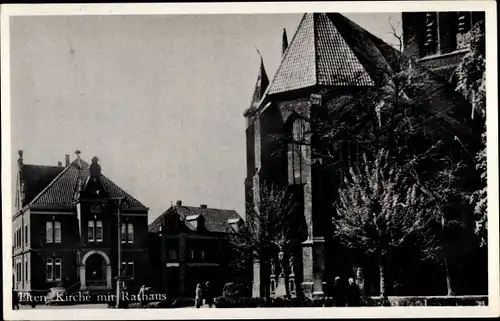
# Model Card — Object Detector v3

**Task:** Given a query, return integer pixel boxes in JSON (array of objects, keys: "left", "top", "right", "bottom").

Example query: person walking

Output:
[
  {"left": 346, "top": 278, "right": 361, "bottom": 307},
  {"left": 195, "top": 283, "right": 203, "bottom": 309},
  {"left": 204, "top": 281, "right": 214, "bottom": 308},
  {"left": 332, "top": 276, "right": 345, "bottom": 307},
  {"left": 138, "top": 285, "right": 148, "bottom": 308}
]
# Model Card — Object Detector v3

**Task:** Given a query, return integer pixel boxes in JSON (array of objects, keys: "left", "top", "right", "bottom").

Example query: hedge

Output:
[{"left": 214, "top": 295, "right": 488, "bottom": 308}]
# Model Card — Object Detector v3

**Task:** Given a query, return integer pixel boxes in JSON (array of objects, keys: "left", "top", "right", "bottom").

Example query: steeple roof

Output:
[
  {"left": 268, "top": 13, "right": 375, "bottom": 95},
  {"left": 249, "top": 54, "right": 269, "bottom": 108}
]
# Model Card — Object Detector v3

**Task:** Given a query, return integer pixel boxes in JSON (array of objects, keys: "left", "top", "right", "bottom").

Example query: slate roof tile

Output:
[
  {"left": 24, "top": 158, "right": 147, "bottom": 211},
  {"left": 148, "top": 205, "right": 242, "bottom": 234}
]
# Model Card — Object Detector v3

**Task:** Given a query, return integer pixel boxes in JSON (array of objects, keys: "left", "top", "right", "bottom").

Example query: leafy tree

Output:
[
  {"left": 333, "top": 149, "right": 437, "bottom": 298},
  {"left": 455, "top": 20, "right": 487, "bottom": 247}
]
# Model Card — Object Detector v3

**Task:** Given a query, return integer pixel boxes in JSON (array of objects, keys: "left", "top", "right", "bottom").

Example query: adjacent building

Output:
[
  {"left": 148, "top": 201, "right": 244, "bottom": 297},
  {"left": 12, "top": 151, "right": 150, "bottom": 294},
  {"left": 245, "top": 12, "right": 485, "bottom": 298}
]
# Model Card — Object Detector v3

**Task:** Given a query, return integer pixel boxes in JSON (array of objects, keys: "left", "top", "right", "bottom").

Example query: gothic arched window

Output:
[{"left": 288, "top": 118, "right": 306, "bottom": 185}]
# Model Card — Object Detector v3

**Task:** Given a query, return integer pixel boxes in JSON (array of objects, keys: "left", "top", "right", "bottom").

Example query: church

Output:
[
  {"left": 245, "top": 12, "right": 486, "bottom": 298},
  {"left": 12, "top": 151, "right": 150, "bottom": 295}
]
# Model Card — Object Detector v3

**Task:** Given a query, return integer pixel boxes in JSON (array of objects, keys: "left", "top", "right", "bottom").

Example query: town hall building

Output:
[
  {"left": 12, "top": 150, "right": 150, "bottom": 295},
  {"left": 245, "top": 12, "right": 485, "bottom": 298}
]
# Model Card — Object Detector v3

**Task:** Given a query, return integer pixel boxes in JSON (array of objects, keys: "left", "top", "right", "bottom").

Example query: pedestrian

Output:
[
  {"left": 138, "top": 285, "right": 147, "bottom": 308},
  {"left": 332, "top": 276, "right": 345, "bottom": 307},
  {"left": 12, "top": 288, "right": 20, "bottom": 310},
  {"left": 346, "top": 277, "right": 361, "bottom": 307},
  {"left": 205, "top": 281, "right": 214, "bottom": 308},
  {"left": 195, "top": 283, "right": 203, "bottom": 309}
]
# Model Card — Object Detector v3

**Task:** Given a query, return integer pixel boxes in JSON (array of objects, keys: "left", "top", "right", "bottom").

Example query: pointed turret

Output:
[
  {"left": 248, "top": 52, "right": 269, "bottom": 111},
  {"left": 282, "top": 28, "right": 289, "bottom": 56}
]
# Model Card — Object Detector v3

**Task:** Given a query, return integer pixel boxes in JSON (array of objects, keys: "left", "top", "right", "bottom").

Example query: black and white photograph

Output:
[{"left": 1, "top": 2, "right": 498, "bottom": 319}]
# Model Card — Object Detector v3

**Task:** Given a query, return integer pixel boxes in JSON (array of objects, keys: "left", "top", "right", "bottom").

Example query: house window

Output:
[
  {"left": 24, "top": 225, "right": 28, "bottom": 245},
  {"left": 88, "top": 220, "right": 103, "bottom": 242},
  {"left": 46, "top": 222, "right": 53, "bottom": 243},
  {"left": 423, "top": 12, "right": 439, "bottom": 56},
  {"left": 168, "top": 248, "right": 178, "bottom": 260},
  {"left": 189, "top": 248, "right": 195, "bottom": 260},
  {"left": 121, "top": 223, "right": 134, "bottom": 243},
  {"left": 121, "top": 260, "right": 134, "bottom": 278},
  {"left": 46, "top": 258, "right": 53, "bottom": 281},
  {"left": 54, "top": 258, "right": 62, "bottom": 281},
  {"left": 25, "top": 257, "right": 28, "bottom": 281},
  {"left": 46, "top": 258, "right": 62, "bottom": 281},
  {"left": 200, "top": 249, "right": 206, "bottom": 260},
  {"left": 54, "top": 222, "right": 61, "bottom": 243},
  {"left": 88, "top": 221, "right": 95, "bottom": 242},
  {"left": 96, "top": 221, "right": 103, "bottom": 242}
]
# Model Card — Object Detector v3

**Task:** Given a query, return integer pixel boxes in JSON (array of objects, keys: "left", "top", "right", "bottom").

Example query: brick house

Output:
[
  {"left": 148, "top": 201, "right": 244, "bottom": 297},
  {"left": 12, "top": 150, "right": 150, "bottom": 294},
  {"left": 245, "top": 12, "right": 485, "bottom": 298}
]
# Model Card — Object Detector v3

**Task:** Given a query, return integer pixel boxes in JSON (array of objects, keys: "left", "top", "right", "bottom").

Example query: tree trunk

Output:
[
  {"left": 379, "top": 262, "right": 386, "bottom": 298},
  {"left": 441, "top": 215, "right": 455, "bottom": 296},
  {"left": 444, "top": 258, "right": 455, "bottom": 296}
]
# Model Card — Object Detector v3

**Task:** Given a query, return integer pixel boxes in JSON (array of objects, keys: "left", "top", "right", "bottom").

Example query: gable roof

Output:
[
  {"left": 148, "top": 205, "right": 242, "bottom": 234},
  {"left": 268, "top": 13, "right": 374, "bottom": 95},
  {"left": 22, "top": 157, "right": 147, "bottom": 211},
  {"left": 20, "top": 165, "right": 65, "bottom": 206}
]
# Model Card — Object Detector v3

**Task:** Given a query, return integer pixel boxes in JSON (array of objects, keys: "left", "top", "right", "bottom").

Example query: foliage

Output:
[
  {"left": 212, "top": 295, "right": 488, "bottom": 307},
  {"left": 222, "top": 282, "right": 250, "bottom": 299},
  {"left": 334, "top": 149, "right": 435, "bottom": 257},
  {"left": 455, "top": 21, "right": 486, "bottom": 119},
  {"left": 454, "top": 21, "right": 487, "bottom": 247}
]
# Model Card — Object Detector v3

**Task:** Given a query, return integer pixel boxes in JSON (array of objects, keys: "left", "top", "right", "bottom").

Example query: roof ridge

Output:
[
  {"left": 28, "top": 162, "right": 75, "bottom": 207},
  {"left": 313, "top": 13, "right": 319, "bottom": 87}
]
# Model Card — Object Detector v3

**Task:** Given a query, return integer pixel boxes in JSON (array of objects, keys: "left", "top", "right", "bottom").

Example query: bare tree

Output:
[{"left": 229, "top": 181, "right": 301, "bottom": 299}]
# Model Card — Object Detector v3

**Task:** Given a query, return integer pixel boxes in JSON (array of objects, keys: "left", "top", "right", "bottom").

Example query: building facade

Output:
[
  {"left": 245, "top": 12, "right": 485, "bottom": 298},
  {"left": 12, "top": 151, "right": 150, "bottom": 294},
  {"left": 148, "top": 201, "right": 244, "bottom": 297},
  {"left": 403, "top": 11, "right": 485, "bottom": 81}
]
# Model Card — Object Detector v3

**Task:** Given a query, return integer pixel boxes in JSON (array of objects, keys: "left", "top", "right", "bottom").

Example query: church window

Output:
[
  {"left": 456, "top": 12, "right": 473, "bottom": 50},
  {"left": 423, "top": 12, "right": 439, "bottom": 56},
  {"left": 288, "top": 118, "right": 306, "bottom": 185}
]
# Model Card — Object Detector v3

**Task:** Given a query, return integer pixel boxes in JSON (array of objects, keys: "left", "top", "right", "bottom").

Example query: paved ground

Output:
[
  {"left": 17, "top": 303, "right": 108, "bottom": 309},
  {"left": 16, "top": 303, "right": 203, "bottom": 309}
]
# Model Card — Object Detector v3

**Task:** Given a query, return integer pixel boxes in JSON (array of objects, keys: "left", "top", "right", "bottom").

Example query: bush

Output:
[
  {"left": 222, "top": 282, "right": 250, "bottom": 299},
  {"left": 172, "top": 297, "right": 195, "bottom": 308},
  {"left": 214, "top": 295, "right": 488, "bottom": 308}
]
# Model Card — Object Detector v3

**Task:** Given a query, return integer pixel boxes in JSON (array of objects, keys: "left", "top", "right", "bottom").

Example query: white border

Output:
[{"left": 1, "top": 1, "right": 498, "bottom": 320}]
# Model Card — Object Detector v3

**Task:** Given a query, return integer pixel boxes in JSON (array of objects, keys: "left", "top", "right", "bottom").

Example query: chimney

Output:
[
  {"left": 17, "top": 150, "right": 25, "bottom": 208},
  {"left": 176, "top": 200, "right": 182, "bottom": 207},
  {"left": 65, "top": 154, "right": 70, "bottom": 166},
  {"left": 75, "top": 150, "right": 81, "bottom": 158},
  {"left": 17, "top": 150, "right": 24, "bottom": 168},
  {"left": 89, "top": 156, "right": 102, "bottom": 177},
  {"left": 57, "top": 161, "right": 62, "bottom": 167},
  {"left": 200, "top": 204, "right": 207, "bottom": 209},
  {"left": 282, "top": 28, "right": 289, "bottom": 56}
]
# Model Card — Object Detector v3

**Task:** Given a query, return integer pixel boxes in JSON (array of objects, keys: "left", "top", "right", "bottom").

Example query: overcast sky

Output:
[{"left": 10, "top": 13, "right": 401, "bottom": 222}]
